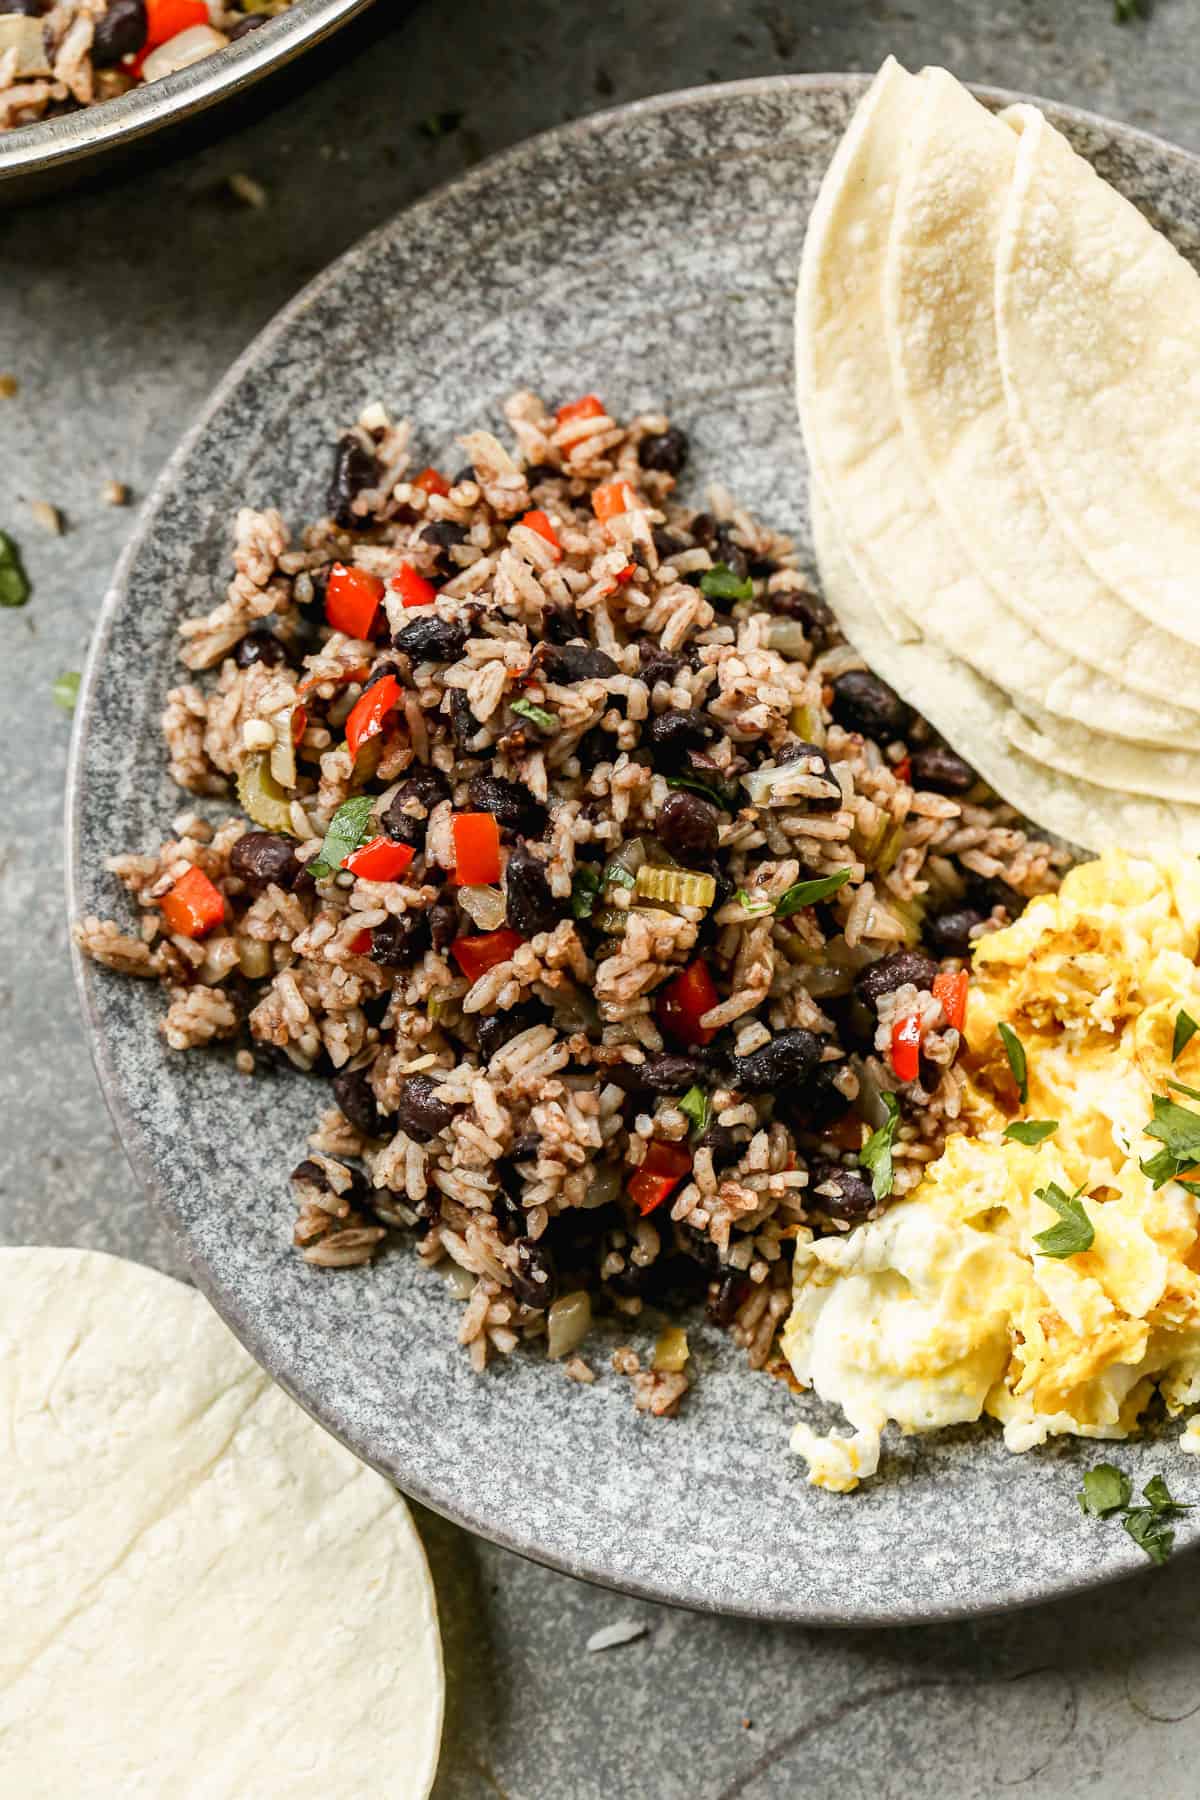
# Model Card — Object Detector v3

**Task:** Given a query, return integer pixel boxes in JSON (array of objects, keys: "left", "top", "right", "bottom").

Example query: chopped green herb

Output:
[
  {"left": 1167, "top": 1078, "right": 1200, "bottom": 1104},
  {"left": 1113, "top": 0, "right": 1147, "bottom": 21},
  {"left": 418, "top": 110, "right": 464, "bottom": 139},
  {"left": 859, "top": 1092, "right": 900, "bottom": 1203},
  {"left": 52, "top": 670, "right": 81, "bottom": 714},
  {"left": 1003, "top": 1119, "right": 1059, "bottom": 1147},
  {"left": 699, "top": 562, "right": 754, "bottom": 603},
  {"left": 678, "top": 1086, "right": 710, "bottom": 1137},
  {"left": 602, "top": 860, "right": 636, "bottom": 891},
  {"left": 666, "top": 774, "right": 732, "bottom": 810},
  {"left": 571, "top": 864, "right": 603, "bottom": 920},
  {"left": 997, "top": 1022, "right": 1028, "bottom": 1105},
  {"left": 1143, "top": 1473, "right": 1191, "bottom": 1513},
  {"left": 735, "top": 889, "right": 773, "bottom": 916},
  {"left": 774, "top": 868, "right": 853, "bottom": 919},
  {"left": 1145, "top": 1091, "right": 1200, "bottom": 1159},
  {"left": 1173, "top": 1010, "right": 1199, "bottom": 1062},
  {"left": 0, "top": 530, "right": 30, "bottom": 608},
  {"left": 307, "top": 794, "right": 375, "bottom": 879},
  {"left": 1123, "top": 1507, "right": 1175, "bottom": 1565},
  {"left": 510, "top": 696, "right": 558, "bottom": 733},
  {"left": 1079, "top": 1464, "right": 1131, "bottom": 1517},
  {"left": 1032, "top": 1181, "right": 1093, "bottom": 1259}
]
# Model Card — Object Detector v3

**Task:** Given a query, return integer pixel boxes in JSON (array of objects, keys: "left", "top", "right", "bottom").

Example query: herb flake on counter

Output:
[
  {"left": 307, "top": 794, "right": 375, "bottom": 879},
  {"left": 859, "top": 1092, "right": 900, "bottom": 1202},
  {"left": 998, "top": 1022, "right": 1029, "bottom": 1105},
  {"left": 0, "top": 530, "right": 30, "bottom": 608},
  {"left": 774, "top": 868, "right": 853, "bottom": 918},
  {"left": 511, "top": 697, "right": 558, "bottom": 733},
  {"left": 1114, "top": 0, "right": 1147, "bottom": 20},
  {"left": 678, "top": 1086, "right": 710, "bottom": 1137},
  {"left": 1032, "top": 1181, "right": 1094, "bottom": 1259},
  {"left": 1079, "top": 1464, "right": 1189, "bottom": 1564},
  {"left": 52, "top": 670, "right": 80, "bottom": 714},
  {"left": 1003, "top": 1119, "right": 1058, "bottom": 1147},
  {"left": 1173, "top": 1009, "right": 1199, "bottom": 1062},
  {"left": 1079, "top": 1464, "right": 1131, "bottom": 1517},
  {"left": 418, "top": 110, "right": 464, "bottom": 140},
  {"left": 699, "top": 562, "right": 754, "bottom": 602}
]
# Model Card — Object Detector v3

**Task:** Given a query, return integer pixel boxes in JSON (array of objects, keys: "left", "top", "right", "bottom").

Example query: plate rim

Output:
[{"left": 66, "top": 71, "right": 1200, "bottom": 1625}]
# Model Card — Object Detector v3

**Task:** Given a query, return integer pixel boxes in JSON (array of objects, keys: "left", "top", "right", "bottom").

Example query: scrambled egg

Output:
[{"left": 783, "top": 848, "right": 1200, "bottom": 1490}]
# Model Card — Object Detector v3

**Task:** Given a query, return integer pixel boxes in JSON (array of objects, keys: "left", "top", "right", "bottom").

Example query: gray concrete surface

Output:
[{"left": 5, "top": 3, "right": 1200, "bottom": 1794}]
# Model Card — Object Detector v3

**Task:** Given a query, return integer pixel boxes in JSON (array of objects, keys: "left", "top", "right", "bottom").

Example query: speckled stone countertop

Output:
[{"left": 7, "top": 4, "right": 1200, "bottom": 1795}]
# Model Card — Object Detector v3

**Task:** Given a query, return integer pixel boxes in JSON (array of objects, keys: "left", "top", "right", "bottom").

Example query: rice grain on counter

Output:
[{"left": 77, "top": 391, "right": 1067, "bottom": 1405}]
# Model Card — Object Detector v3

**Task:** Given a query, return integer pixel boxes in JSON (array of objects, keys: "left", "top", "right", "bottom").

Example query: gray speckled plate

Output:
[{"left": 68, "top": 76, "right": 1200, "bottom": 1624}]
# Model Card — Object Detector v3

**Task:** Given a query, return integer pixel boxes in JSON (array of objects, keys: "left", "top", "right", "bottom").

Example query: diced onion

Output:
[
  {"left": 459, "top": 884, "right": 506, "bottom": 930},
  {"left": 652, "top": 1326, "right": 690, "bottom": 1374},
  {"left": 581, "top": 1163, "right": 622, "bottom": 1210},
  {"left": 140, "top": 24, "right": 229, "bottom": 84},
  {"left": 547, "top": 1290, "right": 592, "bottom": 1360},
  {"left": 236, "top": 753, "right": 297, "bottom": 834},
  {"left": 769, "top": 619, "right": 812, "bottom": 659},
  {"left": 634, "top": 864, "right": 716, "bottom": 910},
  {"left": 236, "top": 937, "right": 273, "bottom": 980},
  {"left": 443, "top": 1264, "right": 476, "bottom": 1301}
]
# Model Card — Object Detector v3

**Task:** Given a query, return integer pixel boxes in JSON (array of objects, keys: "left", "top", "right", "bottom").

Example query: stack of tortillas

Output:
[
  {"left": 798, "top": 58, "right": 1200, "bottom": 851},
  {"left": 0, "top": 1249, "right": 443, "bottom": 1799}
]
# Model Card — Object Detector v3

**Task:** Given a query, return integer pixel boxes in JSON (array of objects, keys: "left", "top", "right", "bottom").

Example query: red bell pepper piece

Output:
[
  {"left": 615, "top": 563, "right": 638, "bottom": 584},
  {"left": 160, "top": 865, "right": 225, "bottom": 940},
  {"left": 449, "top": 928, "right": 524, "bottom": 982},
  {"left": 592, "top": 480, "right": 631, "bottom": 524},
  {"left": 342, "top": 837, "right": 415, "bottom": 883},
  {"left": 933, "top": 969, "right": 969, "bottom": 1032},
  {"left": 348, "top": 928, "right": 374, "bottom": 956},
  {"left": 894, "top": 755, "right": 912, "bottom": 784},
  {"left": 291, "top": 704, "right": 308, "bottom": 744},
  {"left": 325, "top": 563, "right": 384, "bottom": 639},
  {"left": 143, "top": 0, "right": 206, "bottom": 49},
  {"left": 414, "top": 466, "right": 451, "bottom": 498},
  {"left": 520, "top": 509, "right": 562, "bottom": 559},
  {"left": 390, "top": 562, "right": 438, "bottom": 609},
  {"left": 891, "top": 1012, "right": 923, "bottom": 1082},
  {"left": 452, "top": 811, "right": 502, "bottom": 886},
  {"left": 345, "top": 674, "right": 400, "bottom": 762},
  {"left": 555, "top": 394, "right": 605, "bottom": 427},
  {"left": 628, "top": 1139, "right": 692, "bottom": 1216},
  {"left": 656, "top": 959, "right": 719, "bottom": 1047}
]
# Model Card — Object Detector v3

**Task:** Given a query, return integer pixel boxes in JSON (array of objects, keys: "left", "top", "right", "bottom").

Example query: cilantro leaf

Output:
[
  {"left": 571, "top": 864, "right": 602, "bottom": 920},
  {"left": 307, "top": 794, "right": 376, "bottom": 879},
  {"left": 1167, "top": 1078, "right": 1200, "bottom": 1104},
  {"left": 1145, "top": 1093, "right": 1200, "bottom": 1163},
  {"left": 1079, "top": 1464, "right": 1131, "bottom": 1517},
  {"left": 699, "top": 562, "right": 754, "bottom": 603},
  {"left": 1032, "top": 1181, "right": 1093, "bottom": 1259},
  {"left": 1143, "top": 1473, "right": 1191, "bottom": 1514},
  {"left": 0, "top": 529, "right": 30, "bottom": 608},
  {"left": 774, "top": 868, "right": 853, "bottom": 919},
  {"left": 1173, "top": 1009, "right": 1199, "bottom": 1062},
  {"left": 859, "top": 1092, "right": 900, "bottom": 1203},
  {"left": 510, "top": 697, "right": 558, "bottom": 733},
  {"left": 997, "top": 1023, "right": 1028, "bottom": 1105},
  {"left": 1140, "top": 1145, "right": 1185, "bottom": 1190},
  {"left": 678, "top": 1086, "right": 710, "bottom": 1137},
  {"left": 735, "top": 889, "right": 773, "bottom": 916},
  {"left": 1123, "top": 1507, "right": 1175, "bottom": 1565},
  {"left": 602, "top": 859, "right": 636, "bottom": 891},
  {"left": 1114, "top": 0, "right": 1147, "bottom": 21},
  {"left": 1003, "top": 1119, "right": 1058, "bottom": 1147},
  {"left": 52, "top": 670, "right": 81, "bottom": 714},
  {"left": 666, "top": 774, "right": 733, "bottom": 810}
]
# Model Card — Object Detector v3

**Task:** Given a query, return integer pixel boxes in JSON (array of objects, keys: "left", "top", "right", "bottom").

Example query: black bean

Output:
[
  {"left": 476, "top": 1007, "right": 532, "bottom": 1062},
  {"left": 490, "top": 1181, "right": 525, "bottom": 1241},
  {"left": 451, "top": 465, "right": 477, "bottom": 486},
  {"left": 449, "top": 688, "right": 487, "bottom": 752},
  {"left": 331, "top": 1067, "right": 382, "bottom": 1137},
  {"left": 290, "top": 1157, "right": 368, "bottom": 1206},
  {"left": 430, "top": 903, "right": 458, "bottom": 951},
  {"left": 656, "top": 789, "right": 720, "bottom": 862},
  {"left": 393, "top": 614, "right": 468, "bottom": 663},
  {"left": 803, "top": 1062, "right": 855, "bottom": 1129},
  {"left": 362, "top": 659, "right": 404, "bottom": 690},
  {"left": 748, "top": 556, "right": 779, "bottom": 579},
  {"left": 639, "top": 1052, "right": 708, "bottom": 1094},
  {"left": 229, "top": 831, "right": 301, "bottom": 893},
  {"left": 467, "top": 773, "right": 545, "bottom": 836},
  {"left": 639, "top": 644, "right": 685, "bottom": 687},
  {"left": 695, "top": 1121, "right": 744, "bottom": 1168},
  {"left": 689, "top": 512, "right": 717, "bottom": 547},
  {"left": 228, "top": 11, "right": 269, "bottom": 37},
  {"left": 233, "top": 629, "right": 290, "bottom": 669},
  {"left": 91, "top": 0, "right": 145, "bottom": 63},
  {"left": 539, "top": 642, "right": 618, "bottom": 682},
  {"left": 420, "top": 519, "right": 470, "bottom": 579},
  {"left": 910, "top": 743, "right": 977, "bottom": 796},
  {"left": 807, "top": 1159, "right": 877, "bottom": 1223},
  {"left": 327, "top": 432, "right": 377, "bottom": 530},
  {"left": 855, "top": 948, "right": 938, "bottom": 1010},
  {"left": 523, "top": 462, "right": 562, "bottom": 486},
  {"left": 651, "top": 526, "right": 688, "bottom": 563},
  {"left": 510, "top": 1238, "right": 558, "bottom": 1310},
  {"left": 645, "top": 708, "right": 715, "bottom": 766},
  {"left": 707, "top": 1270, "right": 750, "bottom": 1328},
  {"left": 774, "top": 740, "right": 842, "bottom": 811},
  {"left": 504, "top": 843, "right": 559, "bottom": 937},
  {"left": 543, "top": 603, "right": 584, "bottom": 645},
  {"left": 291, "top": 1158, "right": 326, "bottom": 1188},
  {"left": 712, "top": 525, "right": 748, "bottom": 584},
  {"left": 730, "top": 1029, "right": 822, "bottom": 1094},
  {"left": 966, "top": 872, "right": 1026, "bottom": 921},
  {"left": 369, "top": 911, "right": 430, "bottom": 966},
  {"left": 924, "top": 906, "right": 985, "bottom": 958},
  {"left": 768, "top": 584, "right": 836, "bottom": 648},
  {"left": 393, "top": 1074, "right": 455, "bottom": 1142},
  {"left": 638, "top": 426, "right": 689, "bottom": 475},
  {"left": 829, "top": 670, "right": 911, "bottom": 740},
  {"left": 380, "top": 766, "right": 450, "bottom": 847}
]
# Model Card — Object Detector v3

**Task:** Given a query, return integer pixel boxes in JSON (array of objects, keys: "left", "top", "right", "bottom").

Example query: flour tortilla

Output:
[
  {"left": 811, "top": 485, "right": 1200, "bottom": 852},
  {"left": 996, "top": 104, "right": 1200, "bottom": 647},
  {"left": 796, "top": 62, "right": 1200, "bottom": 752},
  {"left": 885, "top": 69, "right": 1200, "bottom": 722},
  {"left": 0, "top": 1249, "right": 443, "bottom": 1800}
]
